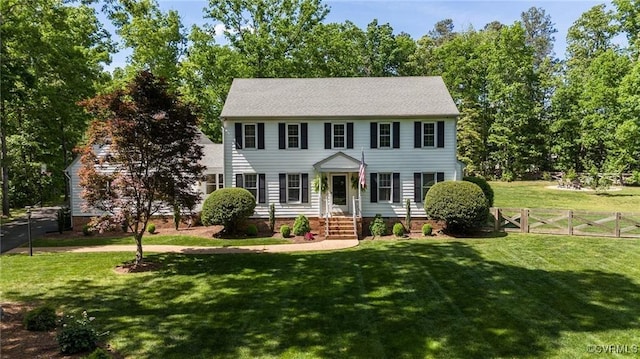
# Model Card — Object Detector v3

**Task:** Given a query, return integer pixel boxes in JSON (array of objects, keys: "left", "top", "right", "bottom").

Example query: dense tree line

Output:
[{"left": 1, "top": 0, "right": 639, "bottom": 214}]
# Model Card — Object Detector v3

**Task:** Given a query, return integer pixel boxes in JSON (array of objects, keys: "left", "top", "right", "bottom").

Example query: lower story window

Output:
[
  {"left": 206, "top": 174, "right": 224, "bottom": 194},
  {"left": 244, "top": 174, "right": 257, "bottom": 198},
  {"left": 378, "top": 173, "right": 392, "bottom": 202},
  {"left": 415, "top": 172, "right": 444, "bottom": 202},
  {"left": 288, "top": 174, "right": 301, "bottom": 202}
]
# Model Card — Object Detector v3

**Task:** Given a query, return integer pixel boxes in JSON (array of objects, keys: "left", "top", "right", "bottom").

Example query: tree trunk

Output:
[
  {"left": 1, "top": 99, "right": 10, "bottom": 216},
  {"left": 134, "top": 232, "right": 144, "bottom": 266}
]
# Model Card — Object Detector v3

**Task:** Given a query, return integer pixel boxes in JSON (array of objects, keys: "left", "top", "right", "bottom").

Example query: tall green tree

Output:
[{"left": 0, "top": 0, "right": 111, "bottom": 214}]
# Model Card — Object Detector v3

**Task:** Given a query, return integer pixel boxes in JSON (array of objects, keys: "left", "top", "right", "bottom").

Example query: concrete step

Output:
[{"left": 326, "top": 234, "right": 358, "bottom": 240}]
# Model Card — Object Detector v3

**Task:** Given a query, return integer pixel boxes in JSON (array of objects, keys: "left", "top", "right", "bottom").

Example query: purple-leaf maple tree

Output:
[{"left": 78, "top": 71, "right": 204, "bottom": 265}]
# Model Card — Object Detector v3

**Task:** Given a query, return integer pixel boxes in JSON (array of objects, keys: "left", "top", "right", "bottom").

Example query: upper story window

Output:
[
  {"left": 414, "top": 121, "right": 445, "bottom": 148},
  {"left": 287, "top": 124, "right": 300, "bottom": 149},
  {"left": 244, "top": 124, "right": 257, "bottom": 149},
  {"left": 379, "top": 123, "right": 392, "bottom": 148},
  {"left": 235, "top": 123, "right": 264, "bottom": 150},
  {"left": 205, "top": 174, "right": 224, "bottom": 194},
  {"left": 423, "top": 123, "right": 435, "bottom": 147},
  {"left": 333, "top": 124, "right": 345, "bottom": 148},
  {"left": 371, "top": 122, "right": 399, "bottom": 149}
]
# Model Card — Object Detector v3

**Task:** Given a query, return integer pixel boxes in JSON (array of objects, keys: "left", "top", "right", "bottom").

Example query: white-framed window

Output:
[
  {"left": 379, "top": 123, "right": 392, "bottom": 148},
  {"left": 244, "top": 174, "right": 257, "bottom": 198},
  {"left": 422, "top": 173, "right": 436, "bottom": 197},
  {"left": 205, "top": 174, "right": 224, "bottom": 194},
  {"left": 287, "top": 174, "right": 301, "bottom": 203},
  {"left": 378, "top": 173, "right": 392, "bottom": 202},
  {"left": 244, "top": 124, "right": 257, "bottom": 149},
  {"left": 333, "top": 123, "right": 346, "bottom": 148},
  {"left": 422, "top": 122, "right": 436, "bottom": 148},
  {"left": 287, "top": 124, "right": 300, "bottom": 149}
]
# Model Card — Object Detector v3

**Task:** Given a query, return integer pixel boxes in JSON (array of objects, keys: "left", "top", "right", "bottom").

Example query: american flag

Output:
[{"left": 359, "top": 150, "right": 366, "bottom": 188}]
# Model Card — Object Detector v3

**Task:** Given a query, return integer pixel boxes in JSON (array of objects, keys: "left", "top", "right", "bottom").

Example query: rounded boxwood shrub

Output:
[
  {"left": 425, "top": 181, "right": 489, "bottom": 233},
  {"left": 24, "top": 305, "right": 57, "bottom": 331},
  {"left": 280, "top": 225, "right": 291, "bottom": 238},
  {"left": 82, "top": 224, "right": 92, "bottom": 236},
  {"left": 293, "top": 215, "right": 310, "bottom": 236},
  {"left": 392, "top": 222, "right": 405, "bottom": 237},
  {"left": 369, "top": 214, "right": 387, "bottom": 236},
  {"left": 146, "top": 223, "right": 156, "bottom": 234},
  {"left": 246, "top": 223, "right": 258, "bottom": 236},
  {"left": 422, "top": 223, "right": 433, "bottom": 236},
  {"left": 463, "top": 176, "right": 494, "bottom": 207},
  {"left": 201, "top": 188, "right": 256, "bottom": 235}
]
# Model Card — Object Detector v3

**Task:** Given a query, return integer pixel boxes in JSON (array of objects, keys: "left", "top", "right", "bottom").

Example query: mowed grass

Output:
[
  {"left": 3, "top": 234, "right": 640, "bottom": 358},
  {"left": 490, "top": 181, "right": 640, "bottom": 212},
  {"left": 31, "top": 235, "right": 289, "bottom": 248}
]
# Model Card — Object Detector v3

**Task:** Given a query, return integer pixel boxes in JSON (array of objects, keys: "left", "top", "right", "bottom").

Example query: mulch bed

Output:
[{"left": 0, "top": 303, "right": 122, "bottom": 359}]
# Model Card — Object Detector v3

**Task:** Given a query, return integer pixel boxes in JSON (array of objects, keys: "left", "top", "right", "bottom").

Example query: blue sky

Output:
[{"left": 106, "top": 0, "right": 612, "bottom": 71}]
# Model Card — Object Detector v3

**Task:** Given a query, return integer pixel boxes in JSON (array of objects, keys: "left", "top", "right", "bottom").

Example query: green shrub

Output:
[
  {"left": 146, "top": 223, "right": 156, "bottom": 234},
  {"left": 246, "top": 223, "right": 258, "bottom": 236},
  {"left": 280, "top": 225, "right": 291, "bottom": 238},
  {"left": 57, "top": 311, "right": 98, "bottom": 354},
  {"left": 24, "top": 305, "right": 57, "bottom": 331},
  {"left": 627, "top": 171, "right": 640, "bottom": 186},
  {"left": 85, "top": 347, "right": 112, "bottom": 359},
  {"left": 392, "top": 222, "right": 404, "bottom": 237},
  {"left": 201, "top": 188, "right": 256, "bottom": 235},
  {"left": 269, "top": 203, "right": 276, "bottom": 232},
  {"left": 425, "top": 181, "right": 489, "bottom": 233},
  {"left": 422, "top": 223, "right": 433, "bottom": 236},
  {"left": 82, "top": 224, "right": 92, "bottom": 236},
  {"left": 293, "top": 215, "right": 310, "bottom": 236},
  {"left": 405, "top": 199, "right": 411, "bottom": 231},
  {"left": 463, "top": 176, "right": 495, "bottom": 207},
  {"left": 369, "top": 214, "right": 387, "bottom": 236}
]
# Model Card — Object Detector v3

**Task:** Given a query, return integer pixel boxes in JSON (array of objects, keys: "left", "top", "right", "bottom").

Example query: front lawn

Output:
[
  {"left": 491, "top": 181, "right": 640, "bottom": 212},
  {"left": 31, "top": 235, "right": 290, "bottom": 248},
  {"left": 2, "top": 234, "right": 639, "bottom": 358}
]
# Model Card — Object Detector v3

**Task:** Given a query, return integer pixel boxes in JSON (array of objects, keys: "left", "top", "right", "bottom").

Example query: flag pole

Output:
[{"left": 359, "top": 147, "right": 363, "bottom": 217}]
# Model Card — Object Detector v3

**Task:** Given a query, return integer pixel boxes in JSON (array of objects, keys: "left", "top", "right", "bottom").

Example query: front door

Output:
[{"left": 331, "top": 174, "right": 349, "bottom": 214}]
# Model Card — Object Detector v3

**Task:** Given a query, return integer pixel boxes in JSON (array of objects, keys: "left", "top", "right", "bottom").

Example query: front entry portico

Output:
[{"left": 313, "top": 152, "right": 365, "bottom": 217}]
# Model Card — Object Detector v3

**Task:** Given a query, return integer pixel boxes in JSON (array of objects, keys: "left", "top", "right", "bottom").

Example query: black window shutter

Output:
[
  {"left": 258, "top": 174, "right": 266, "bottom": 203},
  {"left": 258, "top": 123, "right": 265, "bottom": 149},
  {"left": 347, "top": 122, "right": 354, "bottom": 149},
  {"left": 279, "top": 174, "right": 287, "bottom": 203},
  {"left": 370, "top": 173, "right": 378, "bottom": 203},
  {"left": 236, "top": 174, "right": 243, "bottom": 188},
  {"left": 437, "top": 172, "right": 445, "bottom": 183},
  {"left": 393, "top": 122, "right": 400, "bottom": 148},
  {"left": 301, "top": 123, "right": 308, "bottom": 149},
  {"left": 414, "top": 173, "right": 422, "bottom": 203},
  {"left": 279, "top": 123, "right": 286, "bottom": 149},
  {"left": 301, "top": 173, "right": 309, "bottom": 203},
  {"left": 324, "top": 123, "right": 331, "bottom": 149},
  {"left": 392, "top": 173, "right": 401, "bottom": 203},
  {"left": 414, "top": 122, "right": 422, "bottom": 148},
  {"left": 235, "top": 123, "right": 243, "bottom": 149},
  {"left": 437, "top": 121, "right": 445, "bottom": 148},
  {"left": 370, "top": 122, "right": 378, "bottom": 148}
]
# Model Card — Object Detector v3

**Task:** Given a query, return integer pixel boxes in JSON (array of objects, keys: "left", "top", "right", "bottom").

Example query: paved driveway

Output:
[{"left": 0, "top": 207, "right": 58, "bottom": 253}]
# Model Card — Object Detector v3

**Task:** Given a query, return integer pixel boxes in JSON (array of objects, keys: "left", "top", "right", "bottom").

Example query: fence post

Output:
[
  {"left": 521, "top": 208, "right": 529, "bottom": 233},
  {"left": 493, "top": 208, "right": 500, "bottom": 231},
  {"left": 567, "top": 210, "right": 573, "bottom": 235},
  {"left": 615, "top": 212, "right": 621, "bottom": 238}
]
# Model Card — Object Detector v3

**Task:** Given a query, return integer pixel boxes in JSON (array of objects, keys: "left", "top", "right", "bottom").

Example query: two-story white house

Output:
[
  {"left": 67, "top": 76, "right": 460, "bottom": 237},
  {"left": 220, "top": 76, "right": 461, "bottom": 237}
]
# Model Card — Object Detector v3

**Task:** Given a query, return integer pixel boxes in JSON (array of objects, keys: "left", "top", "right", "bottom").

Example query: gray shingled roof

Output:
[{"left": 220, "top": 77, "right": 459, "bottom": 119}]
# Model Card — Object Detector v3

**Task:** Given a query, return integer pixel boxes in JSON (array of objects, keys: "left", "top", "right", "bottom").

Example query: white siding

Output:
[{"left": 224, "top": 118, "right": 458, "bottom": 218}]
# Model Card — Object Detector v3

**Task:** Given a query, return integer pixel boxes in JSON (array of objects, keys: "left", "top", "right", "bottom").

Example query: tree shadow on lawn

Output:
[{"left": 7, "top": 242, "right": 640, "bottom": 358}]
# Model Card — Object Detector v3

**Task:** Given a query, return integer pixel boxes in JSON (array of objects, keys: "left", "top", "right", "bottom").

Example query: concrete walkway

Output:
[{"left": 5, "top": 239, "right": 360, "bottom": 255}]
